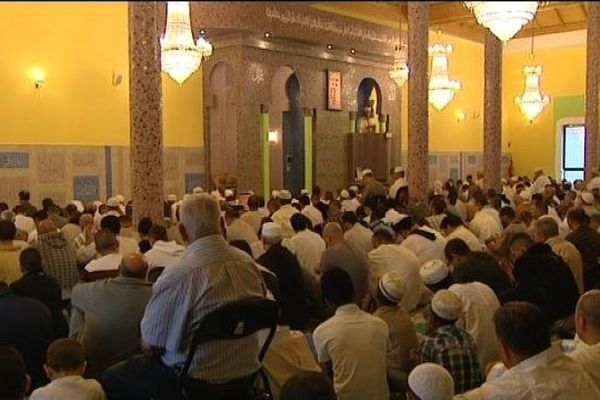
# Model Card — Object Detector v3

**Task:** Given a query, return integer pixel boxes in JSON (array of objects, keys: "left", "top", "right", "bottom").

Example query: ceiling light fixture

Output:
[
  {"left": 160, "top": 1, "right": 212, "bottom": 84},
  {"left": 515, "top": 23, "right": 549, "bottom": 122},
  {"left": 428, "top": 39, "right": 461, "bottom": 111},
  {"left": 388, "top": 11, "right": 409, "bottom": 88},
  {"left": 464, "top": 1, "right": 541, "bottom": 42}
]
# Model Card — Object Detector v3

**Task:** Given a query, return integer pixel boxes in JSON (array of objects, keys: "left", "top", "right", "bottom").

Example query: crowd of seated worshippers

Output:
[{"left": 2, "top": 167, "right": 600, "bottom": 399}]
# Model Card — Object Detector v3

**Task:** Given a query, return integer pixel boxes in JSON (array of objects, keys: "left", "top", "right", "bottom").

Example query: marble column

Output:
[
  {"left": 407, "top": 2, "right": 429, "bottom": 202},
  {"left": 128, "top": 2, "right": 164, "bottom": 225},
  {"left": 586, "top": 1, "right": 600, "bottom": 177},
  {"left": 483, "top": 31, "right": 502, "bottom": 190}
]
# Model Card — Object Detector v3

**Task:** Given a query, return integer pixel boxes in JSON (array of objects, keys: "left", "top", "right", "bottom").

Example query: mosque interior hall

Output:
[
  {"left": 0, "top": 1, "right": 597, "bottom": 219},
  {"left": 4, "top": 3, "right": 600, "bottom": 400}
]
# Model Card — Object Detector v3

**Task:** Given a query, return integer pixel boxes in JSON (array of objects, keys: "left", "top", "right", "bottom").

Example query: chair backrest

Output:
[
  {"left": 147, "top": 266, "right": 165, "bottom": 283},
  {"left": 180, "top": 296, "right": 279, "bottom": 380}
]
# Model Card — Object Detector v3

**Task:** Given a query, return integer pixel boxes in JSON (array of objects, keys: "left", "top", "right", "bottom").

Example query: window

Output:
[{"left": 562, "top": 124, "right": 585, "bottom": 181}]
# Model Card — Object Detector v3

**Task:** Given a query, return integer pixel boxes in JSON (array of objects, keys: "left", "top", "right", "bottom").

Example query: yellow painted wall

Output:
[
  {"left": 0, "top": 2, "right": 203, "bottom": 147},
  {"left": 401, "top": 32, "right": 506, "bottom": 154},
  {"left": 502, "top": 46, "right": 586, "bottom": 176}
]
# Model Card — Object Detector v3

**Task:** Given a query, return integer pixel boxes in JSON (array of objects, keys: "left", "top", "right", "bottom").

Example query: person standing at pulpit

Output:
[{"left": 358, "top": 106, "right": 378, "bottom": 134}]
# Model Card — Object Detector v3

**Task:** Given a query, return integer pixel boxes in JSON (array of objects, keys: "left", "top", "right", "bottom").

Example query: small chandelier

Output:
[
  {"left": 514, "top": 65, "right": 549, "bottom": 122},
  {"left": 160, "top": 1, "right": 212, "bottom": 84},
  {"left": 389, "top": 12, "right": 409, "bottom": 88},
  {"left": 514, "top": 24, "right": 549, "bottom": 122},
  {"left": 428, "top": 43, "right": 461, "bottom": 111},
  {"left": 464, "top": 1, "right": 540, "bottom": 42},
  {"left": 389, "top": 45, "right": 410, "bottom": 88}
]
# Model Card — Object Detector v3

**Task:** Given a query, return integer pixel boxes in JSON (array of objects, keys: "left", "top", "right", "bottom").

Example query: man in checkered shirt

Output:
[{"left": 419, "top": 289, "right": 482, "bottom": 394}]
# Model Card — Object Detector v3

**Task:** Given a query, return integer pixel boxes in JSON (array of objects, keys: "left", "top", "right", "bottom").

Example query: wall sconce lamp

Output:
[
  {"left": 32, "top": 69, "right": 46, "bottom": 89},
  {"left": 268, "top": 130, "right": 278, "bottom": 143},
  {"left": 455, "top": 110, "right": 466, "bottom": 123}
]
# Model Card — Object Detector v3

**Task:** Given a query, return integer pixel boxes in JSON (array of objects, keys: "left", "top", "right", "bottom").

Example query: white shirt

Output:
[
  {"left": 29, "top": 376, "right": 105, "bottom": 400},
  {"left": 446, "top": 225, "right": 485, "bottom": 252},
  {"left": 118, "top": 235, "right": 140, "bottom": 256},
  {"left": 368, "top": 244, "right": 422, "bottom": 312},
  {"left": 282, "top": 229, "right": 325, "bottom": 280},
  {"left": 468, "top": 211, "right": 502, "bottom": 243},
  {"left": 240, "top": 209, "right": 269, "bottom": 234},
  {"left": 144, "top": 240, "right": 184, "bottom": 269},
  {"left": 301, "top": 204, "right": 324, "bottom": 228},
  {"left": 455, "top": 344, "right": 600, "bottom": 400},
  {"left": 569, "top": 341, "right": 600, "bottom": 390},
  {"left": 226, "top": 219, "right": 264, "bottom": 258},
  {"left": 401, "top": 226, "right": 447, "bottom": 266},
  {"left": 341, "top": 198, "right": 360, "bottom": 213},
  {"left": 481, "top": 207, "right": 501, "bottom": 228},
  {"left": 14, "top": 214, "right": 35, "bottom": 233},
  {"left": 84, "top": 253, "right": 123, "bottom": 272},
  {"left": 531, "top": 174, "right": 552, "bottom": 195},
  {"left": 313, "top": 304, "right": 390, "bottom": 400},
  {"left": 344, "top": 223, "right": 373, "bottom": 255},
  {"left": 272, "top": 205, "right": 299, "bottom": 239},
  {"left": 449, "top": 282, "right": 500, "bottom": 369}
]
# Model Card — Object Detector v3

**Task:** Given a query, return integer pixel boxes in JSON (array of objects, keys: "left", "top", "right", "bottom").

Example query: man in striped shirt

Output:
[{"left": 101, "top": 194, "right": 265, "bottom": 399}]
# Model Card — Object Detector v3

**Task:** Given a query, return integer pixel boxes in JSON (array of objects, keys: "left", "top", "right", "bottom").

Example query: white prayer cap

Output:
[
  {"left": 510, "top": 176, "right": 519, "bottom": 183},
  {"left": 408, "top": 363, "right": 454, "bottom": 400},
  {"left": 340, "top": 189, "right": 350, "bottom": 199},
  {"left": 224, "top": 189, "right": 234, "bottom": 198},
  {"left": 349, "top": 185, "right": 359, "bottom": 193},
  {"left": 582, "top": 191, "right": 594, "bottom": 205},
  {"left": 431, "top": 289, "right": 463, "bottom": 321},
  {"left": 278, "top": 190, "right": 292, "bottom": 200},
  {"left": 271, "top": 190, "right": 280, "bottom": 199},
  {"left": 382, "top": 209, "right": 406, "bottom": 225},
  {"left": 534, "top": 167, "right": 543, "bottom": 174},
  {"left": 361, "top": 168, "right": 373, "bottom": 177},
  {"left": 115, "top": 194, "right": 125, "bottom": 204},
  {"left": 261, "top": 222, "right": 282, "bottom": 238},
  {"left": 300, "top": 189, "right": 310, "bottom": 195},
  {"left": 106, "top": 197, "right": 120, "bottom": 207},
  {"left": 394, "top": 166, "right": 405, "bottom": 174},
  {"left": 501, "top": 178, "right": 508, "bottom": 185},
  {"left": 70, "top": 200, "right": 84, "bottom": 213},
  {"left": 291, "top": 199, "right": 299, "bottom": 205},
  {"left": 192, "top": 187, "right": 203, "bottom": 194},
  {"left": 167, "top": 194, "right": 177, "bottom": 202},
  {"left": 420, "top": 259, "right": 449, "bottom": 286},
  {"left": 378, "top": 271, "right": 406, "bottom": 303}
]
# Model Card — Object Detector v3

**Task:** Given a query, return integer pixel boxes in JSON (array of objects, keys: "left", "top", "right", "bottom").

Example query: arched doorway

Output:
[
  {"left": 270, "top": 67, "right": 305, "bottom": 195},
  {"left": 282, "top": 74, "right": 305, "bottom": 195},
  {"left": 357, "top": 78, "right": 382, "bottom": 134}
]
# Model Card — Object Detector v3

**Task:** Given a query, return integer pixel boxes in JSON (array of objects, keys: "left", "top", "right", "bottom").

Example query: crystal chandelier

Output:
[
  {"left": 428, "top": 43, "right": 461, "bottom": 111},
  {"left": 464, "top": 2, "right": 540, "bottom": 42},
  {"left": 160, "top": 1, "right": 212, "bottom": 84},
  {"left": 514, "top": 23, "right": 549, "bottom": 122},
  {"left": 389, "top": 45, "right": 410, "bottom": 87},
  {"left": 514, "top": 65, "right": 549, "bottom": 122},
  {"left": 389, "top": 12, "right": 409, "bottom": 88}
]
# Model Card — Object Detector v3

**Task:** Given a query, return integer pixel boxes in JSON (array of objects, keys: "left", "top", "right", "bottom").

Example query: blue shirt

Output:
[{"left": 141, "top": 234, "right": 265, "bottom": 383}]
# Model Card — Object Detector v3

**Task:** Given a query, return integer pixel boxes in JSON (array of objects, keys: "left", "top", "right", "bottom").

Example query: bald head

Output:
[
  {"left": 38, "top": 220, "right": 58, "bottom": 236},
  {"left": 576, "top": 289, "right": 600, "bottom": 345},
  {"left": 323, "top": 222, "right": 344, "bottom": 247},
  {"left": 119, "top": 253, "right": 148, "bottom": 279}
]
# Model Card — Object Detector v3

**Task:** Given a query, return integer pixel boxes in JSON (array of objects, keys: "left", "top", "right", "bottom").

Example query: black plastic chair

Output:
[
  {"left": 178, "top": 296, "right": 279, "bottom": 400},
  {"left": 147, "top": 266, "right": 165, "bottom": 283}
]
